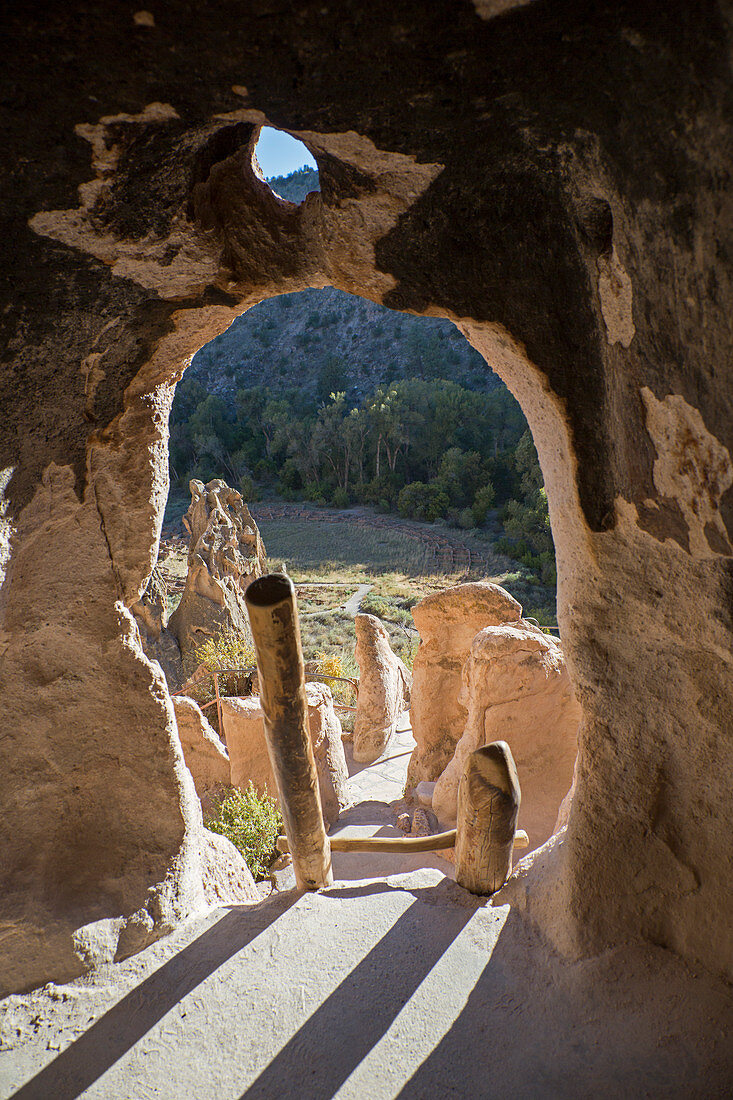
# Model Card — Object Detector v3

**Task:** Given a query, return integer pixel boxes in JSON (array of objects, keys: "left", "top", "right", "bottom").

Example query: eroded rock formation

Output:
[
  {"left": 172, "top": 695, "right": 231, "bottom": 798},
  {"left": 132, "top": 563, "right": 184, "bottom": 686},
  {"left": 353, "top": 613, "right": 412, "bottom": 763},
  {"left": 2, "top": 1, "right": 732, "bottom": 992},
  {"left": 168, "top": 479, "right": 266, "bottom": 675},
  {"left": 432, "top": 623, "right": 581, "bottom": 852},
  {"left": 220, "top": 683, "right": 350, "bottom": 827},
  {"left": 406, "top": 582, "right": 522, "bottom": 790}
]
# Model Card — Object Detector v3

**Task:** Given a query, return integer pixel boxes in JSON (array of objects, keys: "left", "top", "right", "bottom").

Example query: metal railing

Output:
[{"left": 171, "top": 665, "right": 360, "bottom": 732}]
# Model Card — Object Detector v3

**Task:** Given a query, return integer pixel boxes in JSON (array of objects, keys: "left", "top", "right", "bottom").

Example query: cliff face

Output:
[{"left": 1, "top": 0, "right": 732, "bottom": 991}]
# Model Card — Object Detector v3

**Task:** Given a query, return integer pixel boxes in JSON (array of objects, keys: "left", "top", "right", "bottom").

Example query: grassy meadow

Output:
[{"left": 160, "top": 499, "right": 558, "bottom": 697}]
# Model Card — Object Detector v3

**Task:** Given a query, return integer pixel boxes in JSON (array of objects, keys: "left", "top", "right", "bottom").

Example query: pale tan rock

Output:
[
  {"left": 306, "top": 682, "right": 352, "bottom": 825},
  {"left": 201, "top": 830, "right": 259, "bottom": 906},
  {"left": 221, "top": 683, "right": 349, "bottom": 826},
  {"left": 410, "top": 808, "right": 432, "bottom": 838},
  {"left": 0, "top": 464, "right": 258, "bottom": 994},
  {"left": 406, "top": 582, "right": 522, "bottom": 790},
  {"left": 219, "top": 695, "right": 273, "bottom": 795},
  {"left": 168, "top": 479, "right": 266, "bottom": 676},
  {"left": 432, "top": 623, "right": 581, "bottom": 853},
  {"left": 353, "top": 613, "right": 412, "bottom": 763},
  {"left": 172, "top": 696, "right": 231, "bottom": 797},
  {"left": 132, "top": 565, "right": 185, "bottom": 688},
  {"left": 553, "top": 757, "right": 577, "bottom": 835}
]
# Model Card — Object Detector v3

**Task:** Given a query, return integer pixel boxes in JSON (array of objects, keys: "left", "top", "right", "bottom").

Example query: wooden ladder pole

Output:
[
  {"left": 276, "top": 828, "right": 529, "bottom": 856},
  {"left": 455, "top": 741, "right": 521, "bottom": 896},
  {"left": 245, "top": 573, "right": 332, "bottom": 891}
]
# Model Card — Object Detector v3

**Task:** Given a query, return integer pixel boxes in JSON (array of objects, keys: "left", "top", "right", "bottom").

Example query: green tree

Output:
[
  {"left": 503, "top": 432, "right": 553, "bottom": 556},
  {"left": 397, "top": 481, "right": 450, "bottom": 521}
]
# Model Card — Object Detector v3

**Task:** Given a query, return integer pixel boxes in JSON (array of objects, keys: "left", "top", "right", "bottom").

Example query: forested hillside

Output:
[
  {"left": 189, "top": 288, "right": 497, "bottom": 405},
  {"left": 170, "top": 165, "right": 556, "bottom": 601}
]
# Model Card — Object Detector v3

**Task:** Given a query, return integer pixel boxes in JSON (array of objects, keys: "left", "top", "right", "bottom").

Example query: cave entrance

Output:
[{"left": 154, "top": 256, "right": 575, "bottom": 863}]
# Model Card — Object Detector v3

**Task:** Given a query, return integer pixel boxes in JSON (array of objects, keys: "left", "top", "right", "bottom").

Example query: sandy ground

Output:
[{"left": 2, "top": 723, "right": 732, "bottom": 1099}]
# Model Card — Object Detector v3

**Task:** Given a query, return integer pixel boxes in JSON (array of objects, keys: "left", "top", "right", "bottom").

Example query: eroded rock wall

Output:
[
  {"left": 431, "top": 622, "right": 581, "bottom": 850},
  {"left": 407, "top": 583, "right": 523, "bottom": 788},
  {"left": 1, "top": 1, "right": 731, "bottom": 989},
  {"left": 168, "top": 478, "right": 265, "bottom": 676},
  {"left": 353, "top": 612, "right": 412, "bottom": 764},
  {"left": 221, "top": 684, "right": 350, "bottom": 827}
]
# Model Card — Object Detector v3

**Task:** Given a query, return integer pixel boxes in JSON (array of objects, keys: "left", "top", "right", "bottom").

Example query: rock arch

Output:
[{"left": 1, "top": 1, "right": 731, "bottom": 992}]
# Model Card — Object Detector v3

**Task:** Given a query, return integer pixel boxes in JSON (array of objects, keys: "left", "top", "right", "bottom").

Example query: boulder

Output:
[
  {"left": 220, "top": 683, "right": 350, "bottom": 826},
  {"left": 306, "top": 683, "right": 352, "bottom": 825},
  {"left": 353, "top": 613, "right": 412, "bottom": 763},
  {"left": 406, "top": 582, "right": 522, "bottom": 790},
  {"left": 168, "top": 479, "right": 266, "bottom": 676},
  {"left": 431, "top": 623, "right": 581, "bottom": 852},
  {"left": 172, "top": 695, "right": 231, "bottom": 797},
  {"left": 201, "top": 830, "right": 259, "bottom": 907}
]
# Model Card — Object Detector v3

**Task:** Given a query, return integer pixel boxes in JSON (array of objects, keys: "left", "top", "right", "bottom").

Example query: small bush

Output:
[
  {"left": 238, "top": 473, "right": 258, "bottom": 501},
  {"left": 192, "top": 630, "right": 257, "bottom": 709},
  {"left": 205, "top": 784, "right": 282, "bottom": 880},
  {"left": 361, "top": 592, "right": 392, "bottom": 618},
  {"left": 313, "top": 650, "right": 357, "bottom": 706}
]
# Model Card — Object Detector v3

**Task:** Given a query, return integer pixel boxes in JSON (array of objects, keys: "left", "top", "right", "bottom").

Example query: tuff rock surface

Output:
[
  {"left": 353, "top": 612, "right": 412, "bottom": 763},
  {"left": 172, "top": 695, "right": 231, "bottom": 798},
  {"left": 132, "top": 562, "right": 185, "bottom": 687},
  {"left": 432, "top": 623, "right": 581, "bottom": 851},
  {"left": 406, "top": 582, "right": 522, "bottom": 789},
  {"left": 168, "top": 478, "right": 265, "bottom": 676},
  {"left": 2, "top": 0, "right": 732, "bottom": 992},
  {"left": 220, "top": 683, "right": 350, "bottom": 827}
]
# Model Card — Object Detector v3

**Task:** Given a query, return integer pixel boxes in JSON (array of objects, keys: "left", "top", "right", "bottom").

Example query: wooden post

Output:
[
  {"left": 276, "top": 828, "right": 529, "bottom": 856},
  {"left": 455, "top": 741, "right": 521, "bottom": 896},
  {"left": 245, "top": 573, "right": 332, "bottom": 891}
]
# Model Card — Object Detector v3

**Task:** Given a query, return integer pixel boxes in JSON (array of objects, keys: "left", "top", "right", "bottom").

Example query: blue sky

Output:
[{"left": 255, "top": 127, "right": 317, "bottom": 179}]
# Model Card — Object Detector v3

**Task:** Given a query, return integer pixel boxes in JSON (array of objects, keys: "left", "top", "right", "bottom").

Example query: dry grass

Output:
[
  {"left": 258, "top": 518, "right": 436, "bottom": 575},
  {"left": 157, "top": 504, "right": 557, "bottom": 709}
]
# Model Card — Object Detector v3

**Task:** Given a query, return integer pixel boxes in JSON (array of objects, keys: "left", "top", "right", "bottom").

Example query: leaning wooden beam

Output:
[
  {"left": 245, "top": 573, "right": 332, "bottom": 891},
  {"left": 455, "top": 741, "right": 521, "bottom": 896},
  {"left": 276, "top": 828, "right": 529, "bottom": 855}
]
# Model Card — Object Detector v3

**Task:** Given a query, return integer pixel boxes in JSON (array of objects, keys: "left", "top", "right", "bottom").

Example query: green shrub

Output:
[
  {"left": 205, "top": 784, "right": 282, "bottom": 880},
  {"left": 397, "top": 481, "right": 449, "bottom": 521},
  {"left": 471, "top": 484, "right": 496, "bottom": 526},
  {"left": 361, "top": 592, "right": 392, "bottom": 619},
  {"left": 191, "top": 630, "right": 257, "bottom": 715},
  {"left": 238, "top": 473, "right": 257, "bottom": 501},
  {"left": 304, "top": 481, "right": 326, "bottom": 503}
]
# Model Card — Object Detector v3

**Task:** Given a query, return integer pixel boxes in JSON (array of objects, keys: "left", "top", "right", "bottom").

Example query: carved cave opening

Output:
[{"left": 2, "top": 3, "right": 731, "bottom": 1007}]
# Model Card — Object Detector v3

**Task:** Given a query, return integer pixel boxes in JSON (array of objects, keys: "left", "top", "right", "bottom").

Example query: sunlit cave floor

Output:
[{"left": 2, "top": 867, "right": 732, "bottom": 1100}]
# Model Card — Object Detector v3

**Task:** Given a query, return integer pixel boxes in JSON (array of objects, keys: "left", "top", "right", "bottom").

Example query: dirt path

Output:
[
  {"left": 3, "top": 865, "right": 730, "bottom": 1097},
  {"left": 343, "top": 583, "right": 373, "bottom": 616}
]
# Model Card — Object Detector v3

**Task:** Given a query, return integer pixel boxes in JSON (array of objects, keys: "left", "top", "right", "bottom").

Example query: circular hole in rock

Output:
[{"left": 254, "top": 126, "right": 320, "bottom": 203}]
